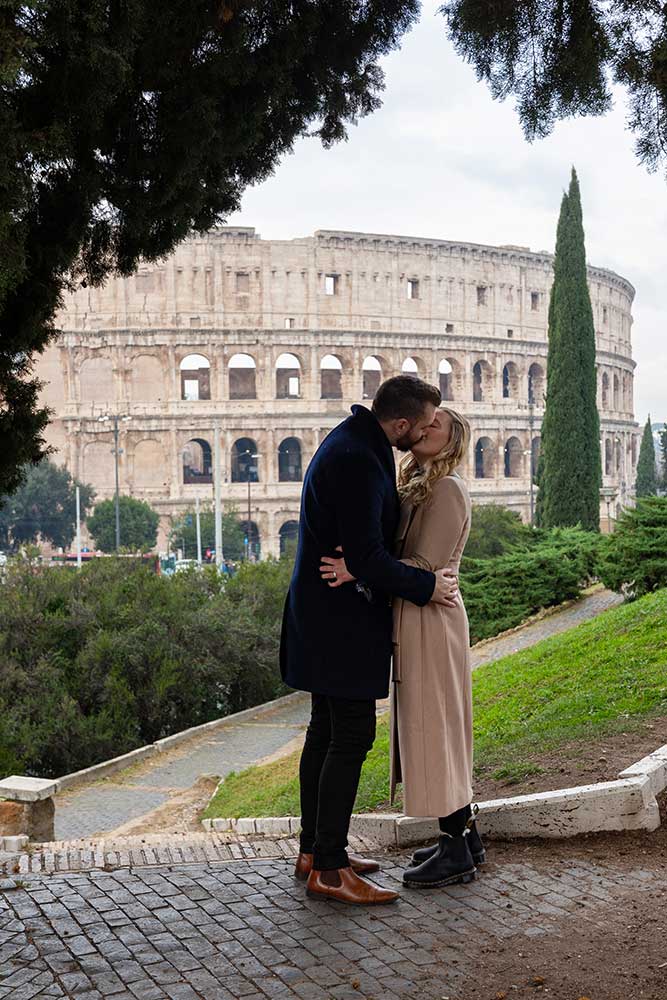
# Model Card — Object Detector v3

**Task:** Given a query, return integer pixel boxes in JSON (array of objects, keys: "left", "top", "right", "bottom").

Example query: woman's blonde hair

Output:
[{"left": 398, "top": 406, "right": 470, "bottom": 507}]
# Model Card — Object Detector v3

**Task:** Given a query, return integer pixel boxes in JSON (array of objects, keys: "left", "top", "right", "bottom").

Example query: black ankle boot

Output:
[
  {"left": 403, "top": 833, "right": 476, "bottom": 888},
  {"left": 409, "top": 819, "right": 486, "bottom": 867}
]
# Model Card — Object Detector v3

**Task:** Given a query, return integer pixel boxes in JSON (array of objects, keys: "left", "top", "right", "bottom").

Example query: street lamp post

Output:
[
  {"left": 98, "top": 413, "right": 131, "bottom": 551},
  {"left": 244, "top": 450, "right": 260, "bottom": 561}
]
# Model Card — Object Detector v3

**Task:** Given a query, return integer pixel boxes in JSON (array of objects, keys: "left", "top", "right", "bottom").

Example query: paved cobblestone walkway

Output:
[
  {"left": 1, "top": 828, "right": 666, "bottom": 1000},
  {"left": 53, "top": 589, "right": 622, "bottom": 842}
]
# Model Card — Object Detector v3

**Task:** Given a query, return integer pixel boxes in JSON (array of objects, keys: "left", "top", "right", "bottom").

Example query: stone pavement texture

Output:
[
  {"left": 53, "top": 589, "right": 622, "bottom": 842},
  {"left": 1, "top": 825, "right": 666, "bottom": 1000}
]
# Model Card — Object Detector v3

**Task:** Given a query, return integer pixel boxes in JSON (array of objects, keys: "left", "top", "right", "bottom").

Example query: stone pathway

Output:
[
  {"left": 53, "top": 589, "right": 622, "bottom": 841},
  {"left": 1, "top": 825, "right": 666, "bottom": 1000}
]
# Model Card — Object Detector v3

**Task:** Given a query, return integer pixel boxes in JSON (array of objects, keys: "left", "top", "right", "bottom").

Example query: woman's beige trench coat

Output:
[{"left": 390, "top": 474, "right": 473, "bottom": 818}]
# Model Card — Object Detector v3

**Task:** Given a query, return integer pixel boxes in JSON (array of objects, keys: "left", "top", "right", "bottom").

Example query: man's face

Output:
[{"left": 394, "top": 403, "right": 437, "bottom": 452}]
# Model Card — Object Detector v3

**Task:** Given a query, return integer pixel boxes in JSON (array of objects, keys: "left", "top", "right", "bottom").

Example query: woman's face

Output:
[{"left": 411, "top": 409, "right": 452, "bottom": 462}]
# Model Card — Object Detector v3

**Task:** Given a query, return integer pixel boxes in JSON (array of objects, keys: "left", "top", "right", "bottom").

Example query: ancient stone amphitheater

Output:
[{"left": 37, "top": 227, "right": 639, "bottom": 556}]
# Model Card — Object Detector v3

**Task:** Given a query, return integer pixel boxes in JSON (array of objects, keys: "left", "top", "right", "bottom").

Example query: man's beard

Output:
[{"left": 395, "top": 432, "right": 418, "bottom": 452}]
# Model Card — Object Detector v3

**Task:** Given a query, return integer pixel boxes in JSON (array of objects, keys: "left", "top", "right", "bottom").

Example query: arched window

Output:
[
  {"left": 362, "top": 356, "right": 382, "bottom": 400},
  {"left": 528, "top": 363, "right": 545, "bottom": 405},
  {"left": 278, "top": 438, "right": 302, "bottom": 482},
  {"left": 615, "top": 438, "right": 621, "bottom": 472},
  {"left": 232, "top": 438, "right": 259, "bottom": 483},
  {"left": 472, "top": 360, "right": 492, "bottom": 402},
  {"left": 276, "top": 353, "right": 301, "bottom": 398},
  {"left": 631, "top": 435, "right": 638, "bottom": 467},
  {"left": 279, "top": 520, "right": 299, "bottom": 558},
  {"left": 531, "top": 437, "right": 540, "bottom": 481},
  {"left": 504, "top": 437, "right": 522, "bottom": 478},
  {"left": 502, "top": 363, "right": 519, "bottom": 399},
  {"left": 438, "top": 359, "right": 454, "bottom": 401},
  {"left": 321, "top": 355, "right": 343, "bottom": 400},
  {"left": 402, "top": 357, "right": 418, "bottom": 374},
  {"left": 613, "top": 374, "right": 620, "bottom": 411},
  {"left": 183, "top": 438, "right": 213, "bottom": 484},
  {"left": 180, "top": 354, "right": 211, "bottom": 401},
  {"left": 229, "top": 354, "right": 257, "bottom": 400},
  {"left": 475, "top": 437, "right": 495, "bottom": 479},
  {"left": 604, "top": 439, "right": 612, "bottom": 476},
  {"left": 240, "top": 521, "right": 261, "bottom": 561},
  {"left": 601, "top": 372, "right": 609, "bottom": 409}
]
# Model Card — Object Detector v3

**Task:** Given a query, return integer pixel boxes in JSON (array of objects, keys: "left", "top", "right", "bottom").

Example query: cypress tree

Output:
[
  {"left": 660, "top": 426, "right": 667, "bottom": 491},
  {"left": 635, "top": 417, "right": 657, "bottom": 497},
  {"left": 536, "top": 168, "right": 601, "bottom": 531}
]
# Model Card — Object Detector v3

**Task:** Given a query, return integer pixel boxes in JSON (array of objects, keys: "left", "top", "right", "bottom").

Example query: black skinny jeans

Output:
[{"left": 299, "top": 693, "right": 376, "bottom": 871}]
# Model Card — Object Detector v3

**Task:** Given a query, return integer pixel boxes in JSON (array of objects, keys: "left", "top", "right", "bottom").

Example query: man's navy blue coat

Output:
[{"left": 280, "top": 405, "right": 435, "bottom": 701}]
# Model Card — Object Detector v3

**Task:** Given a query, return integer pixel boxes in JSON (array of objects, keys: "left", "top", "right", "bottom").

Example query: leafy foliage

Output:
[
  {"left": 0, "top": 460, "right": 94, "bottom": 551},
  {"left": 87, "top": 496, "right": 159, "bottom": 553},
  {"left": 442, "top": 2, "right": 667, "bottom": 177},
  {"left": 0, "top": 0, "right": 420, "bottom": 496},
  {"left": 536, "top": 169, "right": 601, "bottom": 531},
  {"left": 0, "top": 557, "right": 291, "bottom": 778},
  {"left": 598, "top": 496, "right": 667, "bottom": 598},
  {"left": 635, "top": 416, "right": 657, "bottom": 497},
  {"left": 465, "top": 503, "right": 532, "bottom": 559},
  {"left": 460, "top": 527, "right": 601, "bottom": 643},
  {"left": 660, "top": 427, "right": 667, "bottom": 491},
  {"left": 169, "top": 504, "right": 245, "bottom": 562}
]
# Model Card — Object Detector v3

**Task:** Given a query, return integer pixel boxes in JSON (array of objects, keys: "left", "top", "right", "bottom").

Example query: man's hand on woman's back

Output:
[{"left": 431, "top": 568, "right": 458, "bottom": 607}]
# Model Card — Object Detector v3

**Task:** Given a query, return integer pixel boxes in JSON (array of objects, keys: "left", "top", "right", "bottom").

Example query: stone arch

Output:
[
  {"left": 502, "top": 362, "right": 520, "bottom": 400},
  {"left": 475, "top": 436, "right": 495, "bottom": 479},
  {"left": 132, "top": 439, "right": 166, "bottom": 489},
  {"left": 278, "top": 437, "right": 303, "bottom": 482},
  {"left": 601, "top": 371, "right": 609, "bottom": 409},
  {"left": 613, "top": 373, "right": 620, "bottom": 411},
  {"left": 320, "top": 354, "right": 343, "bottom": 400},
  {"left": 615, "top": 437, "right": 622, "bottom": 472},
  {"left": 504, "top": 436, "right": 522, "bottom": 478},
  {"left": 401, "top": 356, "right": 427, "bottom": 378},
  {"left": 180, "top": 354, "right": 211, "bottom": 401},
  {"left": 82, "top": 439, "right": 115, "bottom": 487},
  {"left": 183, "top": 438, "right": 212, "bottom": 484},
  {"left": 362, "top": 355, "right": 383, "bottom": 400},
  {"left": 472, "top": 360, "right": 493, "bottom": 402},
  {"left": 229, "top": 353, "right": 257, "bottom": 400},
  {"left": 232, "top": 437, "right": 259, "bottom": 482},
  {"left": 279, "top": 520, "right": 299, "bottom": 557},
  {"left": 80, "top": 356, "right": 114, "bottom": 404},
  {"left": 131, "top": 354, "right": 164, "bottom": 403},
  {"left": 438, "top": 358, "right": 462, "bottom": 401},
  {"left": 604, "top": 438, "right": 612, "bottom": 476},
  {"left": 276, "top": 353, "right": 301, "bottom": 399},
  {"left": 528, "top": 363, "right": 545, "bottom": 405}
]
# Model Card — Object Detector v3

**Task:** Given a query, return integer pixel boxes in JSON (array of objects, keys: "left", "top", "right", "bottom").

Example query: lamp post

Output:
[{"left": 98, "top": 413, "right": 131, "bottom": 551}]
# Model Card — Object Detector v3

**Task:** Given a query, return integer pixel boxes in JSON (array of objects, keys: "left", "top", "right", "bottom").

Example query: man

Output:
[{"left": 280, "top": 375, "right": 458, "bottom": 905}]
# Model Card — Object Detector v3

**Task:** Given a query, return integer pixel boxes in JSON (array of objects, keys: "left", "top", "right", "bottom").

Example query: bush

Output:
[
  {"left": 465, "top": 503, "right": 533, "bottom": 559},
  {"left": 0, "top": 557, "right": 291, "bottom": 778},
  {"left": 87, "top": 496, "right": 159, "bottom": 552},
  {"left": 461, "top": 527, "right": 601, "bottom": 643},
  {"left": 598, "top": 497, "right": 667, "bottom": 598}
]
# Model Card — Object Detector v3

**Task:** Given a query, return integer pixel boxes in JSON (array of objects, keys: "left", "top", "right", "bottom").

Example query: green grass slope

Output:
[{"left": 204, "top": 588, "right": 667, "bottom": 820}]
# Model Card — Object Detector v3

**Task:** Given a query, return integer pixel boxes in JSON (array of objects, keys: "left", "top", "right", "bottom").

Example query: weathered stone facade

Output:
[{"left": 36, "top": 228, "right": 639, "bottom": 556}]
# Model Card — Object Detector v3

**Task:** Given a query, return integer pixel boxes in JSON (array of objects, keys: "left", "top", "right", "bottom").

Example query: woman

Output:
[{"left": 320, "top": 406, "right": 484, "bottom": 888}]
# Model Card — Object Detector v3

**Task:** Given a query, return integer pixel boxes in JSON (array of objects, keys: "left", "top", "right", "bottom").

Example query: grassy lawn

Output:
[{"left": 203, "top": 588, "right": 667, "bottom": 820}]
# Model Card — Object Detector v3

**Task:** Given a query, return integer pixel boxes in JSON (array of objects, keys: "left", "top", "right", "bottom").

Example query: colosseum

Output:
[{"left": 37, "top": 227, "right": 639, "bottom": 557}]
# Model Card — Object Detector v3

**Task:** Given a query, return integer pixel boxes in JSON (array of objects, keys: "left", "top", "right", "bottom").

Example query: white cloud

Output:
[{"left": 228, "top": 1, "right": 666, "bottom": 425}]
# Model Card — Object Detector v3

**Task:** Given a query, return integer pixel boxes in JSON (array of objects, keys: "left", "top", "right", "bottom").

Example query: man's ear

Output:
[{"left": 393, "top": 418, "right": 410, "bottom": 439}]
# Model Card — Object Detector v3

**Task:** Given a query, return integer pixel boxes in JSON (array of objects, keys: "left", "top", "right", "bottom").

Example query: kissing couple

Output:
[{"left": 280, "top": 374, "right": 484, "bottom": 905}]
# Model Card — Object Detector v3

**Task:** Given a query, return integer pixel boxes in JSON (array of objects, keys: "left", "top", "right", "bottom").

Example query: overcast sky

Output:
[{"left": 227, "top": 0, "right": 665, "bottom": 427}]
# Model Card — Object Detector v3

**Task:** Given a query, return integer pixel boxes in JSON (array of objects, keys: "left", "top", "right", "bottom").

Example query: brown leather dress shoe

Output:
[
  {"left": 305, "top": 866, "right": 399, "bottom": 905},
  {"left": 294, "top": 852, "right": 380, "bottom": 882}
]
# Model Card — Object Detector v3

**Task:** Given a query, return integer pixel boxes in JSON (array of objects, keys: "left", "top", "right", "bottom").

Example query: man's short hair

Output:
[{"left": 371, "top": 375, "right": 441, "bottom": 423}]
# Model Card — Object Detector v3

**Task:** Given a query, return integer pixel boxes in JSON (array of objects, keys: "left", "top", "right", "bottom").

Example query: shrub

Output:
[
  {"left": 465, "top": 503, "right": 533, "bottom": 559},
  {"left": 87, "top": 496, "right": 159, "bottom": 552},
  {"left": 598, "top": 497, "right": 667, "bottom": 598}
]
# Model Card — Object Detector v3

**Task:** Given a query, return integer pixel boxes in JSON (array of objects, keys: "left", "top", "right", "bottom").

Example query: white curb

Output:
[{"left": 204, "top": 742, "right": 667, "bottom": 844}]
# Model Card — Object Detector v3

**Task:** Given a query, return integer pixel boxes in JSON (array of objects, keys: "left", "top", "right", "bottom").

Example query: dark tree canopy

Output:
[
  {"left": 87, "top": 496, "right": 159, "bottom": 552},
  {"left": 0, "top": 459, "right": 94, "bottom": 551},
  {"left": 635, "top": 415, "right": 657, "bottom": 497},
  {"left": 536, "top": 168, "right": 601, "bottom": 531},
  {"left": 0, "top": 0, "right": 419, "bottom": 495},
  {"left": 660, "top": 426, "right": 667, "bottom": 491},
  {"left": 442, "top": 1, "right": 667, "bottom": 174}
]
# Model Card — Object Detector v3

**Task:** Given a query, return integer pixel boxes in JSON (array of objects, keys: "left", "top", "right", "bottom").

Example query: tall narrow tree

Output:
[
  {"left": 536, "top": 169, "right": 601, "bottom": 530},
  {"left": 660, "top": 426, "right": 667, "bottom": 491},
  {"left": 635, "top": 416, "right": 657, "bottom": 497}
]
